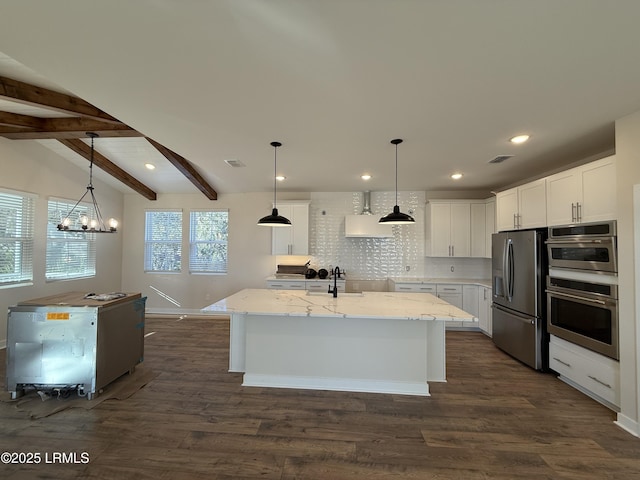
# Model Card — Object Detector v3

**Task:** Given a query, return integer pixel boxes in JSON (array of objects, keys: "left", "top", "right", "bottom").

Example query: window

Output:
[
  {"left": 0, "top": 188, "right": 36, "bottom": 287},
  {"left": 46, "top": 198, "right": 96, "bottom": 281},
  {"left": 189, "top": 210, "right": 228, "bottom": 274},
  {"left": 144, "top": 210, "right": 182, "bottom": 272}
]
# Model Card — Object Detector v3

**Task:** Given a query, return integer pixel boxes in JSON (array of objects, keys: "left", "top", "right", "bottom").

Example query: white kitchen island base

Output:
[{"left": 204, "top": 289, "right": 474, "bottom": 397}]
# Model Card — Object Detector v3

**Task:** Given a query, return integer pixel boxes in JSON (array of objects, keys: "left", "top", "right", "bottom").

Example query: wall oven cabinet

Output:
[{"left": 549, "top": 334, "right": 620, "bottom": 411}]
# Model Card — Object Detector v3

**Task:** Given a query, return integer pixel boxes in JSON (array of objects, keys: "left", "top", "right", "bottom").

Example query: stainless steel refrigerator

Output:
[{"left": 491, "top": 229, "right": 547, "bottom": 370}]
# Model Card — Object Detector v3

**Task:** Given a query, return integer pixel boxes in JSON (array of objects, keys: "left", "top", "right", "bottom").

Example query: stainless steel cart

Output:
[{"left": 6, "top": 292, "right": 146, "bottom": 400}]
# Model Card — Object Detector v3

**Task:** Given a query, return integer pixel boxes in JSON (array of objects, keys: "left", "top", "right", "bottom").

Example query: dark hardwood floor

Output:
[{"left": 1, "top": 315, "right": 639, "bottom": 479}]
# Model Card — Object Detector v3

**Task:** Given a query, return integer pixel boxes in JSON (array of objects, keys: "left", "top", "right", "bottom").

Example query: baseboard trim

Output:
[
  {"left": 242, "top": 373, "right": 430, "bottom": 396},
  {"left": 615, "top": 413, "right": 640, "bottom": 438}
]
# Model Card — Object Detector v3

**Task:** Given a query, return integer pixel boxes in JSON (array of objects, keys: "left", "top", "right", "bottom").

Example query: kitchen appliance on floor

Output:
[
  {"left": 6, "top": 291, "right": 146, "bottom": 400},
  {"left": 492, "top": 229, "right": 548, "bottom": 370}
]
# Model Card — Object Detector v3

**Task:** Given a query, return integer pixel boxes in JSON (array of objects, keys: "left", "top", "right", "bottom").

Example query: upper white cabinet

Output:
[
  {"left": 426, "top": 201, "right": 471, "bottom": 257},
  {"left": 470, "top": 199, "right": 495, "bottom": 258},
  {"left": 496, "top": 178, "right": 547, "bottom": 231},
  {"left": 426, "top": 199, "right": 494, "bottom": 258},
  {"left": 546, "top": 156, "right": 617, "bottom": 226},
  {"left": 272, "top": 201, "right": 310, "bottom": 255}
]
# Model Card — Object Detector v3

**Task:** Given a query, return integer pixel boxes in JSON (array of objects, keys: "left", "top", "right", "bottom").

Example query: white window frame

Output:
[
  {"left": 144, "top": 209, "right": 183, "bottom": 273},
  {"left": 46, "top": 197, "right": 96, "bottom": 281},
  {"left": 0, "top": 187, "right": 36, "bottom": 287},
  {"left": 189, "top": 209, "right": 228, "bottom": 274}
]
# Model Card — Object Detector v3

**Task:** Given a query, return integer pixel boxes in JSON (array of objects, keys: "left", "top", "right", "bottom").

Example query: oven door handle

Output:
[{"left": 546, "top": 289, "right": 607, "bottom": 305}]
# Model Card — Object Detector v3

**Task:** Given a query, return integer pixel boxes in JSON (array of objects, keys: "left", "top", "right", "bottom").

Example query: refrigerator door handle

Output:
[
  {"left": 505, "top": 238, "right": 514, "bottom": 302},
  {"left": 493, "top": 303, "right": 535, "bottom": 325}
]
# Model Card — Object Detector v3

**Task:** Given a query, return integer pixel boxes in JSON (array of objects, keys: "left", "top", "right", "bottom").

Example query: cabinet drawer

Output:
[
  {"left": 394, "top": 283, "right": 436, "bottom": 293},
  {"left": 549, "top": 336, "right": 619, "bottom": 409},
  {"left": 266, "top": 281, "right": 306, "bottom": 290},
  {"left": 436, "top": 284, "right": 462, "bottom": 294},
  {"left": 415, "top": 284, "right": 436, "bottom": 293}
]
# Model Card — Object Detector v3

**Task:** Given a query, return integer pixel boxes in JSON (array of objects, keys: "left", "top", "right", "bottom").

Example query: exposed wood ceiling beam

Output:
[
  {"left": 0, "top": 116, "right": 141, "bottom": 139},
  {"left": 0, "top": 75, "right": 218, "bottom": 199},
  {"left": 147, "top": 138, "right": 218, "bottom": 200},
  {"left": 58, "top": 138, "right": 157, "bottom": 201},
  {"left": 0, "top": 111, "right": 44, "bottom": 129},
  {"left": 0, "top": 75, "right": 121, "bottom": 124}
]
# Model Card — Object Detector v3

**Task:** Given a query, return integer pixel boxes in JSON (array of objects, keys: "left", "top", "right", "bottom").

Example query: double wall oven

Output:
[{"left": 545, "top": 221, "right": 619, "bottom": 360}]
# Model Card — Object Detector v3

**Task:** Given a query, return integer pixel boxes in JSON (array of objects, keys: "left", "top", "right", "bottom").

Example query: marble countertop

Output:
[
  {"left": 202, "top": 288, "right": 475, "bottom": 322},
  {"left": 390, "top": 277, "right": 492, "bottom": 288}
]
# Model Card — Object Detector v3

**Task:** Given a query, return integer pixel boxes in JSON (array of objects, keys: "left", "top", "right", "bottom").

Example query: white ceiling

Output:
[{"left": 0, "top": 1, "right": 638, "bottom": 197}]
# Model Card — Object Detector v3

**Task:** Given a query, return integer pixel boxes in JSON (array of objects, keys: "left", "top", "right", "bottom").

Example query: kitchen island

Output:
[{"left": 203, "top": 289, "right": 475, "bottom": 396}]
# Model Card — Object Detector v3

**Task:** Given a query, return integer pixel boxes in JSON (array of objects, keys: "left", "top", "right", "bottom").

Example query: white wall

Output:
[
  {"left": 121, "top": 191, "right": 284, "bottom": 313},
  {"left": 0, "top": 138, "right": 124, "bottom": 345},
  {"left": 614, "top": 110, "right": 640, "bottom": 436}
]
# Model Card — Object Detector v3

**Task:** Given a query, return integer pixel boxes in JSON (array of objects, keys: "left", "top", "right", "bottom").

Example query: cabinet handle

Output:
[
  {"left": 577, "top": 202, "right": 582, "bottom": 222},
  {"left": 399, "top": 287, "right": 412, "bottom": 290},
  {"left": 451, "top": 245, "right": 454, "bottom": 256},
  {"left": 442, "top": 288, "right": 457, "bottom": 291},
  {"left": 552, "top": 357, "right": 571, "bottom": 368},
  {"left": 588, "top": 375, "right": 612, "bottom": 389},
  {"left": 571, "top": 203, "right": 576, "bottom": 223},
  {"left": 513, "top": 213, "right": 517, "bottom": 229}
]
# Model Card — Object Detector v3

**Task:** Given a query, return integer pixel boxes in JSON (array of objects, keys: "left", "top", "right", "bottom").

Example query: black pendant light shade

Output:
[
  {"left": 379, "top": 138, "right": 415, "bottom": 224},
  {"left": 258, "top": 141, "right": 292, "bottom": 227}
]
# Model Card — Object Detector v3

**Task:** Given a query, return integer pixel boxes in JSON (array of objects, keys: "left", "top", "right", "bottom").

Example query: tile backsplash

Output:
[
  {"left": 309, "top": 191, "right": 425, "bottom": 279},
  {"left": 306, "top": 191, "right": 490, "bottom": 283}
]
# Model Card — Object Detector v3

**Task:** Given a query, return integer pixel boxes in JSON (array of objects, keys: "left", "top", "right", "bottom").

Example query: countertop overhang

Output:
[{"left": 203, "top": 288, "right": 475, "bottom": 322}]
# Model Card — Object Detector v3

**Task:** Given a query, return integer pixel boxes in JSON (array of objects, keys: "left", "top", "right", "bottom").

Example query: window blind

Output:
[
  {"left": 189, "top": 210, "right": 228, "bottom": 274},
  {"left": 0, "top": 188, "right": 36, "bottom": 286},
  {"left": 46, "top": 197, "right": 96, "bottom": 280},
  {"left": 144, "top": 210, "right": 182, "bottom": 272}
]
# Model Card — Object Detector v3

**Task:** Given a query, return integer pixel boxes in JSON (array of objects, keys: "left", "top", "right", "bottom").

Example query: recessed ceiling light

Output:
[
  {"left": 451, "top": 173, "right": 463, "bottom": 180},
  {"left": 510, "top": 134, "right": 530, "bottom": 144},
  {"left": 144, "top": 163, "right": 156, "bottom": 170},
  {"left": 276, "top": 175, "right": 286, "bottom": 181},
  {"left": 361, "top": 174, "right": 372, "bottom": 180}
]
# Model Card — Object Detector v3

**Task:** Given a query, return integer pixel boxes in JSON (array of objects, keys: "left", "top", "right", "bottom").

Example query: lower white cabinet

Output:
[
  {"left": 549, "top": 335, "right": 620, "bottom": 411},
  {"left": 266, "top": 278, "right": 345, "bottom": 292},
  {"left": 390, "top": 280, "right": 488, "bottom": 330},
  {"left": 266, "top": 279, "right": 306, "bottom": 290},
  {"left": 462, "top": 285, "right": 479, "bottom": 316},
  {"left": 393, "top": 283, "right": 436, "bottom": 293},
  {"left": 478, "top": 286, "right": 492, "bottom": 336}
]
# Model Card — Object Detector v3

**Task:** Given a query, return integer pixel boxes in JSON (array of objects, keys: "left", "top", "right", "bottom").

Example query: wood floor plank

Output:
[{"left": 1, "top": 316, "right": 639, "bottom": 479}]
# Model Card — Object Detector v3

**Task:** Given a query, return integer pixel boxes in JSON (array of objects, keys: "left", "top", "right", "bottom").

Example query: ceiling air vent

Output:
[
  {"left": 488, "top": 155, "right": 513, "bottom": 164},
  {"left": 224, "top": 159, "right": 245, "bottom": 168}
]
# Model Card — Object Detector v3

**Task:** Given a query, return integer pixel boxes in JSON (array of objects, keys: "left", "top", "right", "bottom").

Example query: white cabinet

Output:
[
  {"left": 436, "top": 284, "right": 463, "bottom": 309},
  {"left": 496, "top": 179, "right": 546, "bottom": 231},
  {"left": 266, "top": 279, "right": 306, "bottom": 290},
  {"left": 392, "top": 282, "right": 436, "bottom": 293},
  {"left": 271, "top": 202, "right": 310, "bottom": 255},
  {"left": 266, "top": 278, "right": 345, "bottom": 292},
  {"left": 549, "top": 335, "right": 619, "bottom": 411},
  {"left": 546, "top": 156, "right": 617, "bottom": 226},
  {"left": 478, "top": 286, "right": 492, "bottom": 336},
  {"left": 470, "top": 200, "right": 495, "bottom": 258},
  {"left": 426, "top": 201, "right": 471, "bottom": 257},
  {"left": 462, "top": 285, "right": 479, "bottom": 317}
]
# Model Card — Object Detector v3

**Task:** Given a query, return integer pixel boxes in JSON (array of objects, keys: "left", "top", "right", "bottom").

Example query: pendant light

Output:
[
  {"left": 257, "top": 141, "right": 292, "bottom": 227},
  {"left": 57, "top": 132, "right": 118, "bottom": 233},
  {"left": 379, "top": 138, "right": 415, "bottom": 224}
]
